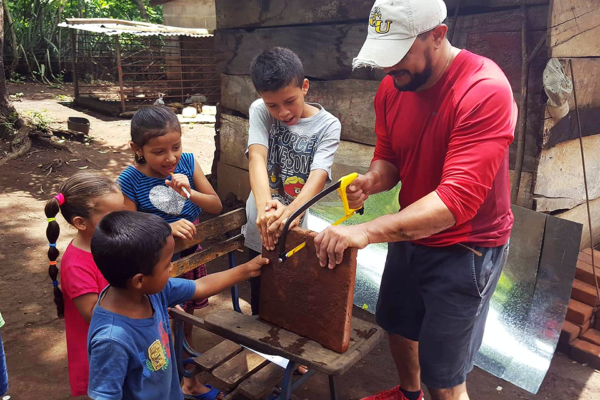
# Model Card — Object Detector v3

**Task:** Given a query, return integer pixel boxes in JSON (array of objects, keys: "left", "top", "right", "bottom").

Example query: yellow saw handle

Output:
[{"left": 278, "top": 173, "right": 364, "bottom": 262}]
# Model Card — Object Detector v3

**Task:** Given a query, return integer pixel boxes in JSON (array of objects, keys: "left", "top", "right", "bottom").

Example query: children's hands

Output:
[
  {"left": 245, "top": 255, "right": 270, "bottom": 278},
  {"left": 166, "top": 174, "right": 192, "bottom": 199},
  {"left": 266, "top": 205, "right": 300, "bottom": 238},
  {"left": 256, "top": 200, "right": 282, "bottom": 251},
  {"left": 170, "top": 219, "right": 197, "bottom": 240}
]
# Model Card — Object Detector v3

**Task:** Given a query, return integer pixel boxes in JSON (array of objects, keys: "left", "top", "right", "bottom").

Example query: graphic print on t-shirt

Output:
[
  {"left": 149, "top": 185, "right": 185, "bottom": 215},
  {"left": 267, "top": 122, "right": 318, "bottom": 205},
  {"left": 141, "top": 321, "right": 171, "bottom": 375}
]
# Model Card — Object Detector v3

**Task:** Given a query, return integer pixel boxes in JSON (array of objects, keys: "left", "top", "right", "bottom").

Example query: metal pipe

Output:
[
  {"left": 569, "top": 59, "right": 600, "bottom": 304},
  {"left": 115, "top": 35, "right": 126, "bottom": 114}
]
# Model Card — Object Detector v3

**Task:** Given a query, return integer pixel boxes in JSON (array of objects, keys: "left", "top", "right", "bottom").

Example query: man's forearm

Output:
[
  {"left": 366, "top": 160, "right": 400, "bottom": 195},
  {"left": 363, "top": 191, "right": 456, "bottom": 244}
]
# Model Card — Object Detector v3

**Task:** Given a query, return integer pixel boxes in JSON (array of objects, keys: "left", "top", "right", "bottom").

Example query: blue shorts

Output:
[
  {"left": 0, "top": 331, "right": 8, "bottom": 396},
  {"left": 376, "top": 241, "right": 508, "bottom": 389}
]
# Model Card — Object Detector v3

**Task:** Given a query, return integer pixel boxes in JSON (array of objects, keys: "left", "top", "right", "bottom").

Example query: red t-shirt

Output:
[
  {"left": 373, "top": 50, "right": 516, "bottom": 247},
  {"left": 60, "top": 242, "right": 109, "bottom": 397}
]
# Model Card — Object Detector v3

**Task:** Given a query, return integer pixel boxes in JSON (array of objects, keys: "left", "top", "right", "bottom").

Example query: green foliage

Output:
[
  {"left": 8, "top": 72, "right": 26, "bottom": 84},
  {"left": 5, "top": 1, "right": 163, "bottom": 82},
  {"left": 26, "top": 109, "right": 53, "bottom": 132}
]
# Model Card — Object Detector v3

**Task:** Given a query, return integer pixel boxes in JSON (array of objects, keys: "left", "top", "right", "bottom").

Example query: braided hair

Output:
[{"left": 44, "top": 171, "right": 120, "bottom": 318}]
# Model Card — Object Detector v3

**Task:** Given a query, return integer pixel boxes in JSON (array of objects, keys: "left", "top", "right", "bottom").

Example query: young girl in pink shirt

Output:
[{"left": 45, "top": 172, "right": 124, "bottom": 397}]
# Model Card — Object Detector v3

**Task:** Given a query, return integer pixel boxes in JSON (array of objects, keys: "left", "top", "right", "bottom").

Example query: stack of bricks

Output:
[{"left": 558, "top": 248, "right": 600, "bottom": 369}]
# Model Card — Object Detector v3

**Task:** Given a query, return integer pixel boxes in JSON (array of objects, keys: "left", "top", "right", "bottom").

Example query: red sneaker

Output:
[{"left": 360, "top": 386, "right": 424, "bottom": 400}]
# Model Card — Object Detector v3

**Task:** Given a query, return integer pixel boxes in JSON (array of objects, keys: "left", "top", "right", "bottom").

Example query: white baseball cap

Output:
[{"left": 353, "top": 0, "right": 447, "bottom": 69}]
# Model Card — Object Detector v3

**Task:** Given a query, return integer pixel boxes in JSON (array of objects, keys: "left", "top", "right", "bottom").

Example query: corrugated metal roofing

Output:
[{"left": 58, "top": 18, "right": 212, "bottom": 37}]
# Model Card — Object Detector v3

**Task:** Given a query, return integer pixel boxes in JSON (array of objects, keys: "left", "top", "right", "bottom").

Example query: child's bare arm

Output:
[
  {"left": 191, "top": 256, "right": 269, "bottom": 300},
  {"left": 249, "top": 144, "right": 279, "bottom": 249},
  {"left": 267, "top": 169, "right": 329, "bottom": 235},
  {"left": 73, "top": 293, "right": 99, "bottom": 324}
]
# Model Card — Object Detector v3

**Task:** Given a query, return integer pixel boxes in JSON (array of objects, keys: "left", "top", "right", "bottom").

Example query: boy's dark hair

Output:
[
  {"left": 44, "top": 172, "right": 121, "bottom": 318},
  {"left": 251, "top": 47, "right": 305, "bottom": 93},
  {"left": 131, "top": 105, "right": 181, "bottom": 164},
  {"left": 91, "top": 211, "right": 172, "bottom": 289}
]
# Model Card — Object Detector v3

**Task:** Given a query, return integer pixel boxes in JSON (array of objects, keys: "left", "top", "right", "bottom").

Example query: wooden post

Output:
[
  {"left": 115, "top": 35, "right": 126, "bottom": 114},
  {"left": 70, "top": 30, "right": 79, "bottom": 99},
  {"left": 511, "top": 4, "right": 528, "bottom": 205}
]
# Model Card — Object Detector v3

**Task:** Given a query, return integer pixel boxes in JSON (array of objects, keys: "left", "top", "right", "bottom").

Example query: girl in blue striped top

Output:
[{"left": 117, "top": 106, "right": 224, "bottom": 400}]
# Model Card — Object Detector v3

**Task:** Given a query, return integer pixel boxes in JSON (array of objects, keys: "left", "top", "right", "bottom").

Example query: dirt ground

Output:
[{"left": 0, "top": 83, "right": 599, "bottom": 400}]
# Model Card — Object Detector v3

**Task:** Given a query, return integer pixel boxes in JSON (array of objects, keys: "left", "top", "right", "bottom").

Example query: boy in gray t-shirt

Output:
[{"left": 242, "top": 47, "right": 341, "bottom": 314}]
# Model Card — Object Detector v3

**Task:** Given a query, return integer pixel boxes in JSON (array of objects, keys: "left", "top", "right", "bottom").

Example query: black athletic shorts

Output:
[{"left": 376, "top": 241, "right": 509, "bottom": 389}]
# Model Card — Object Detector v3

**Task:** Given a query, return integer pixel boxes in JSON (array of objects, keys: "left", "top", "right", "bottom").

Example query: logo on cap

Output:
[{"left": 369, "top": 7, "right": 393, "bottom": 34}]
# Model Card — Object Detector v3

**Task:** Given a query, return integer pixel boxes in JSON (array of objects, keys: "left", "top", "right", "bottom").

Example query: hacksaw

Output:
[{"left": 277, "top": 172, "right": 364, "bottom": 263}]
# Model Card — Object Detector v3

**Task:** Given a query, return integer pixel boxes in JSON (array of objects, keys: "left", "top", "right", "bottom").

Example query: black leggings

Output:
[{"left": 248, "top": 249, "right": 261, "bottom": 315}]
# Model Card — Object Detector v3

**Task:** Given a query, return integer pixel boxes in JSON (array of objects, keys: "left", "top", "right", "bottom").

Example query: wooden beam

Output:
[
  {"left": 173, "top": 208, "right": 247, "bottom": 253},
  {"left": 215, "top": 5, "right": 549, "bottom": 80},
  {"left": 215, "top": 0, "right": 549, "bottom": 30},
  {"left": 171, "top": 234, "right": 245, "bottom": 277},
  {"left": 549, "top": 0, "right": 600, "bottom": 57}
]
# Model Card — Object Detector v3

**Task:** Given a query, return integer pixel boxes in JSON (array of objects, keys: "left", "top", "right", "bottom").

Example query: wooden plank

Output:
[
  {"left": 534, "top": 135, "right": 600, "bottom": 211},
  {"left": 216, "top": 162, "right": 251, "bottom": 202},
  {"left": 204, "top": 310, "right": 385, "bottom": 376},
  {"left": 542, "top": 59, "right": 600, "bottom": 149},
  {"left": 174, "top": 208, "right": 247, "bottom": 253},
  {"left": 171, "top": 234, "right": 245, "bottom": 277},
  {"left": 215, "top": 0, "right": 548, "bottom": 29},
  {"left": 557, "top": 196, "right": 600, "bottom": 250},
  {"left": 194, "top": 340, "right": 242, "bottom": 371},
  {"left": 169, "top": 307, "right": 206, "bottom": 328},
  {"left": 238, "top": 362, "right": 285, "bottom": 400},
  {"left": 220, "top": 74, "right": 379, "bottom": 145},
  {"left": 220, "top": 114, "right": 250, "bottom": 170},
  {"left": 215, "top": 5, "right": 549, "bottom": 80},
  {"left": 549, "top": 0, "right": 600, "bottom": 57},
  {"left": 211, "top": 349, "right": 269, "bottom": 389}
]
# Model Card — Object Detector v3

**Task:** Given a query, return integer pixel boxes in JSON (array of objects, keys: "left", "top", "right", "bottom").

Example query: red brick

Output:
[
  {"left": 575, "top": 260, "right": 600, "bottom": 287},
  {"left": 595, "top": 317, "right": 600, "bottom": 331},
  {"left": 569, "top": 339, "right": 600, "bottom": 369},
  {"left": 572, "top": 279, "right": 599, "bottom": 306},
  {"left": 577, "top": 319, "right": 592, "bottom": 336},
  {"left": 582, "top": 329, "right": 600, "bottom": 347},
  {"left": 560, "top": 320, "right": 581, "bottom": 345},
  {"left": 260, "top": 227, "right": 357, "bottom": 353},
  {"left": 582, "top": 248, "right": 600, "bottom": 259},
  {"left": 566, "top": 299, "right": 594, "bottom": 325}
]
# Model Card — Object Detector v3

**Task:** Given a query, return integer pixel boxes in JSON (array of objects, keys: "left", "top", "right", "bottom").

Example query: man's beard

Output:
[{"left": 390, "top": 49, "right": 433, "bottom": 92}]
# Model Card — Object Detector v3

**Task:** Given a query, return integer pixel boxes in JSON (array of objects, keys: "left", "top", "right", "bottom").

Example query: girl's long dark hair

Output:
[{"left": 44, "top": 171, "right": 120, "bottom": 318}]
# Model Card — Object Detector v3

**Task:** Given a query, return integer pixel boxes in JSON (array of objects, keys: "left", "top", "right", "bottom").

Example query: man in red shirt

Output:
[{"left": 314, "top": 1, "right": 517, "bottom": 399}]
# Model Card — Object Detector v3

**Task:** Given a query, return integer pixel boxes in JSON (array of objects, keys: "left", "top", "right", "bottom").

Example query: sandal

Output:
[{"left": 183, "top": 385, "right": 223, "bottom": 400}]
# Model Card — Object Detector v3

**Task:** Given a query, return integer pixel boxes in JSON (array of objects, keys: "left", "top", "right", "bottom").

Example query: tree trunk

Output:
[
  {"left": 3, "top": 0, "right": 18, "bottom": 76},
  {"left": 134, "top": 0, "right": 149, "bottom": 21},
  {"left": 0, "top": 0, "right": 15, "bottom": 119}
]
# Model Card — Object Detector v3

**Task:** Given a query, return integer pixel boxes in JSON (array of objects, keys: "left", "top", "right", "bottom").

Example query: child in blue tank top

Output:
[{"left": 117, "top": 106, "right": 224, "bottom": 399}]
